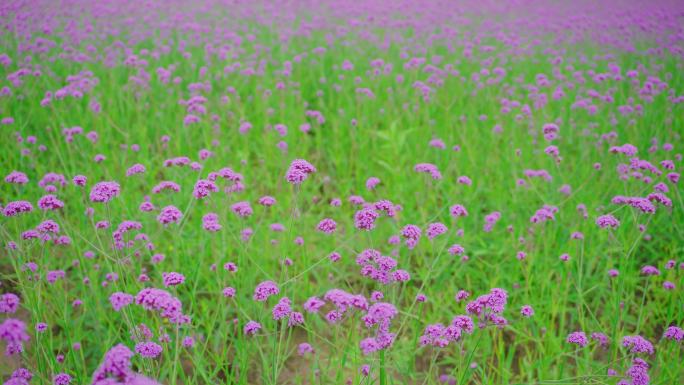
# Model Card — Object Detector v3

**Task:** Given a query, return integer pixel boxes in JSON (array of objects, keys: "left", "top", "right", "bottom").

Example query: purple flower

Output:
[
  {"left": 231, "top": 201, "right": 253, "bottom": 217},
  {"left": 596, "top": 214, "right": 620, "bottom": 229},
  {"left": 162, "top": 272, "right": 185, "bottom": 287},
  {"left": 37, "top": 194, "right": 64, "bottom": 211},
  {"left": 622, "top": 335, "right": 654, "bottom": 354},
  {"left": 285, "top": 159, "right": 316, "bottom": 184},
  {"left": 520, "top": 305, "right": 534, "bottom": 317},
  {"left": 426, "top": 223, "right": 447, "bottom": 240},
  {"left": 591, "top": 332, "right": 609, "bottom": 348},
  {"left": 89, "top": 181, "right": 121, "bottom": 203},
  {"left": 640, "top": 265, "right": 660, "bottom": 276},
  {"left": 0, "top": 293, "right": 20, "bottom": 314},
  {"left": 157, "top": 205, "right": 182, "bottom": 225},
  {"left": 5, "top": 171, "right": 28, "bottom": 185},
  {"left": 414, "top": 163, "right": 442, "bottom": 179},
  {"left": 53, "top": 373, "right": 72, "bottom": 385},
  {"left": 109, "top": 292, "right": 134, "bottom": 311},
  {"left": 663, "top": 326, "right": 683, "bottom": 341},
  {"left": 316, "top": 218, "right": 337, "bottom": 234},
  {"left": 272, "top": 297, "right": 292, "bottom": 320},
  {"left": 135, "top": 341, "right": 163, "bottom": 358},
  {"left": 126, "top": 164, "right": 146, "bottom": 176},
  {"left": 244, "top": 321, "right": 262, "bottom": 336},
  {"left": 135, "top": 288, "right": 186, "bottom": 323},
  {"left": 2, "top": 201, "right": 34, "bottom": 217},
  {"left": 566, "top": 331, "right": 588, "bottom": 347},
  {"left": 0, "top": 318, "right": 30, "bottom": 355},
  {"left": 354, "top": 208, "right": 379, "bottom": 231},
  {"left": 298, "top": 343, "right": 314, "bottom": 356},
  {"left": 366, "top": 177, "right": 381, "bottom": 190},
  {"left": 449, "top": 204, "right": 468, "bottom": 217},
  {"left": 193, "top": 179, "right": 218, "bottom": 199},
  {"left": 303, "top": 297, "right": 326, "bottom": 313},
  {"left": 253, "top": 281, "right": 279, "bottom": 301}
]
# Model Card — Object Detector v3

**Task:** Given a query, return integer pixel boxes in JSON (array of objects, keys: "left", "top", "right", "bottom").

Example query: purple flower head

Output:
[
  {"left": 89, "top": 182, "right": 121, "bottom": 203},
  {"left": 38, "top": 194, "right": 65, "bottom": 211},
  {"left": 316, "top": 218, "right": 337, "bottom": 234},
  {"left": 253, "top": 281, "right": 279, "bottom": 301},
  {"left": 0, "top": 318, "right": 30, "bottom": 355},
  {"left": 366, "top": 177, "right": 381, "bottom": 190},
  {"left": 520, "top": 305, "right": 534, "bottom": 317},
  {"left": 566, "top": 331, "right": 588, "bottom": 347},
  {"left": 157, "top": 206, "right": 182, "bottom": 225},
  {"left": 126, "top": 164, "right": 146, "bottom": 176},
  {"left": 414, "top": 163, "right": 442, "bottom": 179},
  {"left": 426, "top": 223, "right": 447, "bottom": 240},
  {"left": 663, "top": 326, "right": 684, "bottom": 341},
  {"left": 53, "top": 373, "right": 72, "bottom": 385},
  {"left": 596, "top": 214, "right": 620, "bottom": 229},
  {"left": 272, "top": 297, "right": 292, "bottom": 320},
  {"left": 5, "top": 171, "right": 28, "bottom": 185},
  {"left": 591, "top": 332, "right": 609, "bottom": 348},
  {"left": 285, "top": 159, "right": 316, "bottom": 184},
  {"left": 622, "top": 335, "right": 654, "bottom": 355},
  {"left": 162, "top": 272, "right": 185, "bottom": 287},
  {"left": 135, "top": 341, "right": 162, "bottom": 358},
  {"left": 109, "top": 292, "right": 134, "bottom": 311},
  {"left": 298, "top": 342, "right": 314, "bottom": 356},
  {"left": 193, "top": 179, "right": 218, "bottom": 199},
  {"left": 354, "top": 208, "right": 379, "bottom": 231},
  {"left": 0, "top": 293, "right": 20, "bottom": 314},
  {"left": 303, "top": 297, "right": 326, "bottom": 313},
  {"left": 2, "top": 201, "right": 34, "bottom": 217},
  {"left": 135, "top": 288, "right": 186, "bottom": 323},
  {"left": 244, "top": 321, "right": 262, "bottom": 336},
  {"left": 231, "top": 201, "right": 253, "bottom": 217}
]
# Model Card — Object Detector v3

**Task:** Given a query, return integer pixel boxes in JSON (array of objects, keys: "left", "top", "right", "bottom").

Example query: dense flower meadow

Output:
[{"left": 1, "top": 0, "right": 683, "bottom": 384}]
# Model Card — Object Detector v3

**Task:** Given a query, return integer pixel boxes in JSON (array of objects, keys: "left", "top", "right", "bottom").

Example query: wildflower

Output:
[
  {"left": 272, "top": 297, "right": 292, "bottom": 320},
  {"left": 157, "top": 206, "right": 182, "bottom": 225},
  {"left": 426, "top": 223, "right": 447, "bottom": 240},
  {"left": 591, "top": 332, "right": 609, "bottom": 348},
  {"left": 354, "top": 208, "right": 379, "bottom": 231},
  {"left": 285, "top": 159, "right": 316, "bottom": 184},
  {"left": 109, "top": 292, "right": 134, "bottom": 311},
  {"left": 0, "top": 318, "right": 30, "bottom": 355},
  {"left": 162, "top": 272, "right": 185, "bottom": 287},
  {"left": 450, "top": 204, "right": 468, "bottom": 217},
  {"left": 89, "top": 181, "right": 121, "bottom": 203},
  {"left": 596, "top": 214, "right": 620, "bottom": 229},
  {"left": 566, "top": 331, "right": 588, "bottom": 347},
  {"left": 193, "top": 179, "right": 218, "bottom": 199},
  {"left": 244, "top": 321, "right": 262, "bottom": 336},
  {"left": 520, "top": 305, "right": 534, "bottom": 317},
  {"left": 316, "top": 218, "right": 337, "bottom": 234},
  {"left": 0, "top": 293, "right": 20, "bottom": 314},
  {"left": 622, "top": 335, "right": 654, "bottom": 354},
  {"left": 126, "top": 164, "right": 146, "bottom": 176},
  {"left": 37, "top": 194, "right": 64, "bottom": 210},
  {"left": 253, "top": 281, "right": 279, "bottom": 301},
  {"left": 366, "top": 177, "right": 381, "bottom": 190},
  {"left": 135, "top": 342, "right": 163, "bottom": 358},
  {"left": 53, "top": 373, "right": 72, "bottom": 385},
  {"left": 4, "top": 171, "right": 28, "bottom": 184},
  {"left": 298, "top": 343, "right": 314, "bottom": 356},
  {"left": 304, "top": 297, "right": 326, "bottom": 313},
  {"left": 231, "top": 201, "right": 253, "bottom": 217},
  {"left": 2, "top": 201, "right": 34, "bottom": 217},
  {"left": 663, "top": 326, "right": 683, "bottom": 341}
]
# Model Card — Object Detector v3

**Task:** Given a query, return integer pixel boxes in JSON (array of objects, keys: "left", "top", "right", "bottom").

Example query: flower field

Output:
[{"left": 0, "top": 0, "right": 683, "bottom": 384}]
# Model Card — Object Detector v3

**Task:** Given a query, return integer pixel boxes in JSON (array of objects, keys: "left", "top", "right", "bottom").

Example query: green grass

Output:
[{"left": 0, "top": 1, "right": 683, "bottom": 384}]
